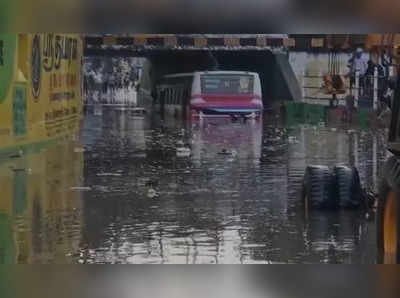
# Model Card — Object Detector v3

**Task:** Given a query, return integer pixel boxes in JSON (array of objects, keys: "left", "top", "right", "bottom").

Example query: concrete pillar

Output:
[
  {"left": 302, "top": 69, "right": 306, "bottom": 101},
  {"left": 354, "top": 133, "right": 359, "bottom": 168},
  {"left": 373, "top": 67, "right": 378, "bottom": 111},
  {"left": 372, "top": 134, "right": 377, "bottom": 192},
  {"left": 120, "top": 110, "right": 126, "bottom": 139}
]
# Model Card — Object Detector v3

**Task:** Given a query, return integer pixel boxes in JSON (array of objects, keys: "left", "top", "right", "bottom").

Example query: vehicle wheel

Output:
[
  {"left": 334, "top": 165, "right": 364, "bottom": 209},
  {"left": 302, "top": 165, "right": 336, "bottom": 210},
  {"left": 377, "top": 156, "right": 400, "bottom": 264}
]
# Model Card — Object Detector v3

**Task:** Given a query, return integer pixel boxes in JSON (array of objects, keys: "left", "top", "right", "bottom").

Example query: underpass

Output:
[
  {"left": 84, "top": 34, "right": 303, "bottom": 107},
  {"left": 1, "top": 33, "right": 396, "bottom": 264},
  {"left": 84, "top": 34, "right": 381, "bottom": 110}
]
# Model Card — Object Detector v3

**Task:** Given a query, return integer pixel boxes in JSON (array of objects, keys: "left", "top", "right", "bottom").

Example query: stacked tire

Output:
[
  {"left": 302, "top": 165, "right": 364, "bottom": 210},
  {"left": 334, "top": 166, "right": 364, "bottom": 209},
  {"left": 302, "top": 166, "right": 335, "bottom": 210}
]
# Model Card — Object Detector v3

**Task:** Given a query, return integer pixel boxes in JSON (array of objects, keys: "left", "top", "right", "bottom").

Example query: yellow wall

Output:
[
  {"left": 0, "top": 33, "right": 84, "bottom": 264},
  {"left": 0, "top": 34, "right": 83, "bottom": 152}
]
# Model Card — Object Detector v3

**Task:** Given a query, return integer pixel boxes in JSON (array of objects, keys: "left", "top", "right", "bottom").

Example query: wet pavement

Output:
[{"left": 0, "top": 109, "right": 391, "bottom": 264}]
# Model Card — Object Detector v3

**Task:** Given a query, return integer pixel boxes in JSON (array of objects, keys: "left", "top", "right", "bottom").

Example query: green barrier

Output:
[
  {"left": 358, "top": 108, "right": 370, "bottom": 129},
  {"left": 0, "top": 214, "right": 15, "bottom": 265},
  {"left": 285, "top": 102, "right": 325, "bottom": 126},
  {"left": 284, "top": 102, "right": 304, "bottom": 127},
  {"left": 304, "top": 104, "right": 325, "bottom": 124}
]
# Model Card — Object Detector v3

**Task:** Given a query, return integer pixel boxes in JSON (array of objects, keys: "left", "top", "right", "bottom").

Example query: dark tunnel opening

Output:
[
  {"left": 147, "top": 50, "right": 300, "bottom": 107},
  {"left": 84, "top": 48, "right": 301, "bottom": 106}
]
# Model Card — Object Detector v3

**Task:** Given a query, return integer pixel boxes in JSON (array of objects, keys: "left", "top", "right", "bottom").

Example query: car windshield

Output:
[{"left": 201, "top": 74, "right": 254, "bottom": 95}]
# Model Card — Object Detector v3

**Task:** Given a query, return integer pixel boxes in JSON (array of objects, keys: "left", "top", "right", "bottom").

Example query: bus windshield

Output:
[{"left": 201, "top": 74, "right": 254, "bottom": 95}]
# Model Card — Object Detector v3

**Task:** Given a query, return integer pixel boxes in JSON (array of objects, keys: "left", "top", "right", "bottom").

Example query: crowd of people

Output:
[
  {"left": 347, "top": 48, "right": 395, "bottom": 109},
  {"left": 84, "top": 68, "right": 141, "bottom": 105}
]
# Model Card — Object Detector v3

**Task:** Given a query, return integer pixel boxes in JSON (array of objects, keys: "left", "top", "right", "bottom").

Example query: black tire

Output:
[
  {"left": 302, "top": 165, "right": 336, "bottom": 210},
  {"left": 377, "top": 156, "right": 400, "bottom": 264},
  {"left": 334, "top": 165, "right": 364, "bottom": 209}
]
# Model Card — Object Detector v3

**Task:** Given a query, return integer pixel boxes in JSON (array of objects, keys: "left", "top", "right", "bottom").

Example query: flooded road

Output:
[{"left": 0, "top": 110, "right": 390, "bottom": 263}]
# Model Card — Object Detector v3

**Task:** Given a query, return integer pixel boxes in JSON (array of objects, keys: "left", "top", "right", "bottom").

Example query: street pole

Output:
[
  {"left": 373, "top": 67, "right": 378, "bottom": 111},
  {"left": 355, "top": 71, "right": 359, "bottom": 108}
]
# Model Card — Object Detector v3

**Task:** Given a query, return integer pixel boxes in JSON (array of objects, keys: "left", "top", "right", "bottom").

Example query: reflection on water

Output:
[
  {"left": 0, "top": 109, "right": 390, "bottom": 263},
  {"left": 0, "top": 141, "right": 83, "bottom": 264}
]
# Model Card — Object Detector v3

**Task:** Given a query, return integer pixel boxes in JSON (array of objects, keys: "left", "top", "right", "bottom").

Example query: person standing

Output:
[{"left": 348, "top": 48, "right": 368, "bottom": 96}]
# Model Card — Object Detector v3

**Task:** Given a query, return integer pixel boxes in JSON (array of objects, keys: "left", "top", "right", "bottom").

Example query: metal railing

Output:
[
  {"left": 84, "top": 84, "right": 139, "bottom": 107},
  {"left": 300, "top": 68, "right": 393, "bottom": 110}
]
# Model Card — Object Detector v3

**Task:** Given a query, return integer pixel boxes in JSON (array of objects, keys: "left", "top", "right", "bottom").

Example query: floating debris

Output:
[
  {"left": 94, "top": 106, "right": 103, "bottom": 116},
  {"left": 74, "top": 147, "right": 86, "bottom": 153},
  {"left": 264, "top": 146, "right": 277, "bottom": 152},
  {"left": 145, "top": 179, "right": 159, "bottom": 187},
  {"left": 147, "top": 188, "right": 159, "bottom": 199},
  {"left": 247, "top": 112, "right": 257, "bottom": 119},
  {"left": 269, "top": 136, "right": 281, "bottom": 142},
  {"left": 93, "top": 185, "right": 110, "bottom": 192},
  {"left": 176, "top": 147, "right": 191, "bottom": 157},
  {"left": 131, "top": 108, "right": 146, "bottom": 116},
  {"left": 70, "top": 186, "right": 92, "bottom": 191},
  {"left": 9, "top": 149, "right": 24, "bottom": 159},
  {"left": 218, "top": 148, "right": 236, "bottom": 156},
  {"left": 168, "top": 183, "right": 178, "bottom": 189},
  {"left": 288, "top": 136, "right": 299, "bottom": 144},
  {"left": 132, "top": 152, "right": 147, "bottom": 158},
  {"left": 97, "top": 173, "right": 122, "bottom": 177}
]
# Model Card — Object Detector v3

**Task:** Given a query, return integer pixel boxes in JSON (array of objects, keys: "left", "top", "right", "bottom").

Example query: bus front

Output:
[{"left": 190, "top": 72, "right": 263, "bottom": 119}]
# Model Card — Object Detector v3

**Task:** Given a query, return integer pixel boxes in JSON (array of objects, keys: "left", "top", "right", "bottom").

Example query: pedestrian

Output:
[
  {"left": 381, "top": 50, "right": 392, "bottom": 78},
  {"left": 365, "top": 60, "right": 376, "bottom": 98},
  {"left": 347, "top": 48, "right": 368, "bottom": 96},
  {"left": 377, "top": 63, "right": 386, "bottom": 101}
]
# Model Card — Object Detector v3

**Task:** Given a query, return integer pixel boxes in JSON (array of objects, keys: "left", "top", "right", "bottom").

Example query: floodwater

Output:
[{"left": 0, "top": 109, "right": 391, "bottom": 264}]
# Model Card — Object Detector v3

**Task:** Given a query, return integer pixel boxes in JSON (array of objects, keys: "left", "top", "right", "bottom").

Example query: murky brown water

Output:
[{"left": 0, "top": 109, "right": 390, "bottom": 263}]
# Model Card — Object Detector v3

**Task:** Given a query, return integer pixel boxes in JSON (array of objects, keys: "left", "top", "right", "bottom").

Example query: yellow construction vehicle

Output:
[{"left": 361, "top": 34, "right": 400, "bottom": 264}]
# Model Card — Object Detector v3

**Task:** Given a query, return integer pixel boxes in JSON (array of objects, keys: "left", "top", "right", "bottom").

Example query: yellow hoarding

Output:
[{"left": 0, "top": 34, "right": 83, "bottom": 154}]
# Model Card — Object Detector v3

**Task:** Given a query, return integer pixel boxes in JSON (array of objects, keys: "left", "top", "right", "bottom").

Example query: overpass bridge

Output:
[
  {"left": 85, "top": 34, "right": 304, "bottom": 103},
  {"left": 84, "top": 34, "right": 292, "bottom": 56},
  {"left": 84, "top": 34, "right": 397, "bottom": 104},
  {"left": 84, "top": 34, "right": 378, "bottom": 56}
]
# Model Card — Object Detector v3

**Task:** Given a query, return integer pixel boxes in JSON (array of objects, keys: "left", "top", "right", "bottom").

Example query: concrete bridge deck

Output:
[
  {"left": 84, "top": 34, "right": 380, "bottom": 56},
  {"left": 83, "top": 34, "right": 400, "bottom": 104}
]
